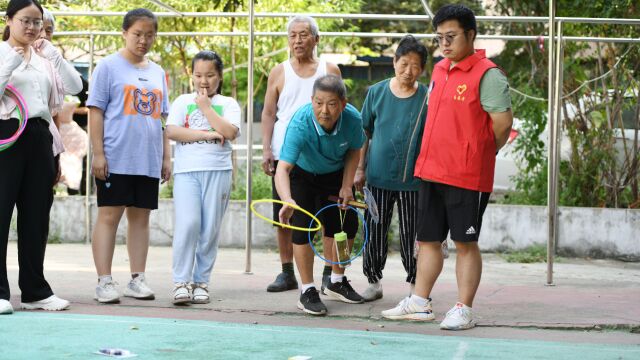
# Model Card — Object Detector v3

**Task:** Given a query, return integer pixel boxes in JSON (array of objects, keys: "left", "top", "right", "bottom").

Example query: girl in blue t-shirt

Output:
[
  {"left": 166, "top": 51, "right": 241, "bottom": 305},
  {"left": 87, "top": 8, "right": 170, "bottom": 304}
]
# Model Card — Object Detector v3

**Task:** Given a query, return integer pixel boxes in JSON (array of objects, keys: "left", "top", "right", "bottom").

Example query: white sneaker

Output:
[
  {"left": 21, "top": 295, "right": 70, "bottom": 311},
  {"left": 124, "top": 275, "right": 155, "bottom": 300},
  {"left": 172, "top": 283, "right": 191, "bottom": 305},
  {"left": 362, "top": 283, "right": 383, "bottom": 302},
  {"left": 0, "top": 299, "right": 13, "bottom": 314},
  {"left": 440, "top": 302, "right": 476, "bottom": 330},
  {"left": 381, "top": 296, "right": 435, "bottom": 321},
  {"left": 191, "top": 283, "right": 210, "bottom": 304},
  {"left": 95, "top": 280, "right": 120, "bottom": 303}
]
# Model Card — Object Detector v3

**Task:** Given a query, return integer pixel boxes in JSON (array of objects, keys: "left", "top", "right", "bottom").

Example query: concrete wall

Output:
[
  {"left": 479, "top": 205, "right": 640, "bottom": 260},
  {"left": 9, "top": 197, "right": 640, "bottom": 260}
]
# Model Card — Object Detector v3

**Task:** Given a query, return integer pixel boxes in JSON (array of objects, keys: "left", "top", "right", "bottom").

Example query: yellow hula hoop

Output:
[{"left": 250, "top": 199, "right": 322, "bottom": 232}]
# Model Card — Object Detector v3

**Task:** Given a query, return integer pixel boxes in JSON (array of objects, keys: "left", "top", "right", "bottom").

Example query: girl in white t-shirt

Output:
[{"left": 166, "top": 51, "right": 241, "bottom": 305}]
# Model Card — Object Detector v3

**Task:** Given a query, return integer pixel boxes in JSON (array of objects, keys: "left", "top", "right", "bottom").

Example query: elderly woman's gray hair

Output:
[
  {"left": 286, "top": 15, "right": 319, "bottom": 37},
  {"left": 43, "top": 8, "right": 55, "bottom": 29}
]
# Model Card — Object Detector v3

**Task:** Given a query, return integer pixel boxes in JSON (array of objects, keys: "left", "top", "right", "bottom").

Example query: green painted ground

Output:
[{"left": 0, "top": 313, "right": 638, "bottom": 359}]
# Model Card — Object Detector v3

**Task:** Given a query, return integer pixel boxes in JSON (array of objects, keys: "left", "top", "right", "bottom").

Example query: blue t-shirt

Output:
[
  {"left": 280, "top": 103, "right": 365, "bottom": 174},
  {"left": 87, "top": 53, "right": 169, "bottom": 178}
]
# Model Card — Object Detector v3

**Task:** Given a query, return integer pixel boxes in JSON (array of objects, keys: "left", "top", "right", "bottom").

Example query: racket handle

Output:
[{"left": 328, "top": 195, "right": 368, "bottom": 209}]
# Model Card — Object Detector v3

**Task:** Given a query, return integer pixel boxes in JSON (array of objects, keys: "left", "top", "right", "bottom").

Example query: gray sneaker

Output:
[
  {"left": 124, "top": 275, "right": 155, "bottom": 300},
  {"left": 266, "top": 272, "right": 298, "bottom": 292},
  {"left": 95, "top": 280, "right": 120, "bottom": 304},
  {"left": 362, "top": 283, "right": 383, "bottom": 302}
]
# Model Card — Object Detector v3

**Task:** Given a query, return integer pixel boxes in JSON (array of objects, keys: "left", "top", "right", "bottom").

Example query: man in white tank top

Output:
[{"left": 261, "top": 15, "right": 341, "bottom": 293}]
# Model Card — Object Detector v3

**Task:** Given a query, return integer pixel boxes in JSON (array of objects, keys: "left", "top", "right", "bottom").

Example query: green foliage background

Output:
[{"left": 2, "top": 0, "right": 638, "bottom": 208}]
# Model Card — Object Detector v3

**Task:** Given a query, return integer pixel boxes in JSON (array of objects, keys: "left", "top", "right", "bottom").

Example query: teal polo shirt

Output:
[{"left": 280, "top": 103, "right": 365, "bottom": 175}]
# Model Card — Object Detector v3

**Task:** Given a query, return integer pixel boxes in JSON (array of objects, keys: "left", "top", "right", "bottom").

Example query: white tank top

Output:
[{"left": 271, "top": 58, "right": 327, "bottom": 159}]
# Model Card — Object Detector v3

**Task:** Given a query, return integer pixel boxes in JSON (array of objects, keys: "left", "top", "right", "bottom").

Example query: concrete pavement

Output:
[{"left": 4, "top": 244, "right": 640, "bottom": 345}]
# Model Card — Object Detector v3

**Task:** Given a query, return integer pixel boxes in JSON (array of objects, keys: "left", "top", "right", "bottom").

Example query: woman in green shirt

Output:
[{"left": 354, "top": 35, "right": 428, "bottom": 302}]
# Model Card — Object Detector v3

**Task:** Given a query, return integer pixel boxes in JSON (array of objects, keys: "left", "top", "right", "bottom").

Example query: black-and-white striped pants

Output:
[{"left": 362, "top": 185, "right": 418, "bottom": 284}]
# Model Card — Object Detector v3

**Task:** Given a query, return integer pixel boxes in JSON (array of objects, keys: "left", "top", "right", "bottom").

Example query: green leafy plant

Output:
[
  {"left": 501, "top": 244, "right": 547, "bottom": 263},
  {"left": 231, "top": 162, "right": 272, "bottom": 200}
]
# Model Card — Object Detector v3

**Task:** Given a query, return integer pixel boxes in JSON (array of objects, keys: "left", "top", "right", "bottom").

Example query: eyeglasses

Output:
[
  {"left": 16, "top": 17, "right": 43, "bottom": 29},
  {"left": 432, "top": 31, "right": 467, "bottom": 46}
]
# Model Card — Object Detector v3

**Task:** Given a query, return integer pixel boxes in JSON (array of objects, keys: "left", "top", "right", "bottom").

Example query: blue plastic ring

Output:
[{"left": 307, "top": 203, "right": 368, "bottom": 265}]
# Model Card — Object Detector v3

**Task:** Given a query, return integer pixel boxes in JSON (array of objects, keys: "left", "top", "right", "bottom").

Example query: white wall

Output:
[{"left": 9, "top": 197, "right": 640, "bottom": 260}]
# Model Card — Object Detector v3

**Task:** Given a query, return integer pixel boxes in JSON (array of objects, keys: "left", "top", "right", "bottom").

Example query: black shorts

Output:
[
  {"left": 96, "top": 173, "right": 159, "bottom": 209},
  {"left": 416, "top": 181, "right": 490, "bottom": 243},
  {"left": 288, "top": 166, "right": 358, "bottom": 245}
]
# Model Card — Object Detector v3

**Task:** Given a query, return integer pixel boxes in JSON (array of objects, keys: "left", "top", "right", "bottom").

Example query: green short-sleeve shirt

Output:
[{"left": 480, "top": 68, "right": 512, "bottom": 113}]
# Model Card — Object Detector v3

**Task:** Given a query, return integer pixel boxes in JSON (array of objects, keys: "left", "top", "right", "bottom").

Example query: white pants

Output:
[{"left": 172, "top": 170, "right": 232, "bottom": 284}]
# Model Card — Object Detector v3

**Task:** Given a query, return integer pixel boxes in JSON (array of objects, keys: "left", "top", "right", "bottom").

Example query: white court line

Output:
[
  {"left": 453, "top": 341, "right": 469, "bottom": 360},
  {"left": 12, "top": 313, "right": 640, "bottom": 354}
]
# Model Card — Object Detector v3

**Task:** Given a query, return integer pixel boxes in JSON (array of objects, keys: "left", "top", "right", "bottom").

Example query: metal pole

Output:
[
  {"left": 52, "top": 31, "right": 640, "bottom": 44},
  {"left": 546, "top": 1, "right": 557, "bottom": 286},
  {"left": 85, "top": 32, "right": 95, "bottom": 245},
  {"left": 419, "top": 0, "right": 434, "bottom": 19},
  {"left": 244, "top": 0, "right": 255, "bottom": 275},
  {"left": 553, "top": 21, "right": 564, "bottom": 255},
  {"left": 27, "top": 11, "right": 640, "bottom": 25},
  {"left": 546, "top": 0, "right": 558, "bottom": 286},
  {"left": 145, "top": 0, "right": 183, "bottom": 16}
]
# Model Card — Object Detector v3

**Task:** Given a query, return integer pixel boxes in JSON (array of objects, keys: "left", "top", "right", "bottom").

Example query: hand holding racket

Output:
[{"left": 328, "top": 185, "right": 380, "bottom": 224}]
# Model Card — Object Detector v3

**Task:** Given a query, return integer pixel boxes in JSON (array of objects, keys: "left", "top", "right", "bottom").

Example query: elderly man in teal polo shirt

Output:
[{"left": 275, "top": 74, "right": 366, "bottom": 316}]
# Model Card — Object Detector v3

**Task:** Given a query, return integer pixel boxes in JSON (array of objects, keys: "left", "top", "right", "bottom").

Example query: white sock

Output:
[
  {"left": 301, "top": 283, "right": 316, "bottom": 293},
  {"left": 98, "top": 275, "right": 113, "bottom": 285},
  {"left": 331, "top": 273, "right": 344, "bottom": 284},
  {"left": 410, "top": 294, "right": 428, "bottom": 307},
  {"left": 369, "top": 282, "right": 382, "bottom": 290},
  {"left": 132, "top": 272, "right": 144, "bottom": 279}
]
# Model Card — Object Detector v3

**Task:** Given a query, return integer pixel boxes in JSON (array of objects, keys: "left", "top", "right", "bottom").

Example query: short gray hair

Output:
[
  {"left": 312, "top": 75, "right": 346, "bottom": 100},
  {"left": 286, "top": 15, "right": 319, "bottom": 37},
  {"left": 43, "top": 8, "right": 55, "bottom": 30}
]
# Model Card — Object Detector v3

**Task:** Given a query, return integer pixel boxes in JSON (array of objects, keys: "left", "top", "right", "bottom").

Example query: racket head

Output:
[{"left": 362, "top": 186, "right": 380, "bottom": 223}]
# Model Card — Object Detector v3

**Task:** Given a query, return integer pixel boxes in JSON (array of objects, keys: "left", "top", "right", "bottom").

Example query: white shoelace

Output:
[
  {"left": 396, "top": 297, "right": 412, "bottom": 312},
  {"left": 101, "top": 281, "right": 118, "bottom": 290},
  {"left": 446, "top": 306, "right": 469, "bottom": 320}
]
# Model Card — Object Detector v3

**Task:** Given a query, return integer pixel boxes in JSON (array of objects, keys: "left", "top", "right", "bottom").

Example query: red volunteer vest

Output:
[{"left": 414, "top": 50, "right": 498, "bottom": 192}]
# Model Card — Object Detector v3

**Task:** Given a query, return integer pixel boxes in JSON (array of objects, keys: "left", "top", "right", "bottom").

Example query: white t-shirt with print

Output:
[{"left": 167, "top": 93, "right": 241, "bottom": 174}]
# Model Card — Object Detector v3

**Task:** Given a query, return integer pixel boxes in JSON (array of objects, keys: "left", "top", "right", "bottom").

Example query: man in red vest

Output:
[{"left": 382, "top": 4, "right": 513, "bottom": 330}]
